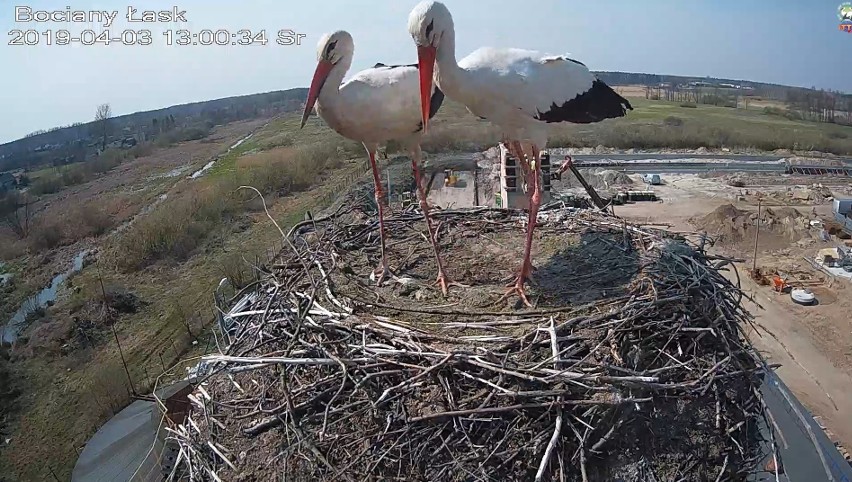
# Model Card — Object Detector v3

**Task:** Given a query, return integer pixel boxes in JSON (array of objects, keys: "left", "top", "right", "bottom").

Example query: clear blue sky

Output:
[{"left": 1, "top": 0, "right": 850, "bottom": 144}]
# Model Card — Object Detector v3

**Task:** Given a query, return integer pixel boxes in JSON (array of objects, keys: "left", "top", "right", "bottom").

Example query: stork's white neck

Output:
[
  {"left": 316, "top": 54, "right": 352, "bottom": 128},
  {"left": 433, "top": 24, "right": 463, "bottom": 94},
  {"left": 317, "top": 55, "right": 351, "bottom": 104}
]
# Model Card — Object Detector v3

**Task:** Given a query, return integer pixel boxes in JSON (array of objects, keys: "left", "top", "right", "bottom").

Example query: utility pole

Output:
[{"left": 752, "top": 199, "right": 761, "bottom": 273}]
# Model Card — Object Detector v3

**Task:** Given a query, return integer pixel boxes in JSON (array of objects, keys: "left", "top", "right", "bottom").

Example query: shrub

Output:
[
  {"left": 60, "top": 166, "right": 87, "bottom": 185},
  {"left": 64, "top": 204, "right": 113, "bottom": 240},
  {"left": 259, "top": 133, "right": 295, "bottom": 150},
  {"left": 663, "top": 116, "right": 684, "bottom": 127},
  {"left": 128, "top": 142, "right": 154, "bottom": 158},
  {"left": 0, "top": 349, "right": 20, "bottom": 418},
  {"left": 30, "top": 174, "right": 64, "bottom": 195},
  {"left": 89, "top": 361, "right": 132, "bottom": 420},
  {"left": 110, "top": 188, "right": 232, "bottom": 271},
  {"left": 155, "top": 125, "right": 212, "bottom": 147},
  {"left": 218, "top": 253, "right": 254, "bottom": 289},
  {"left": 178, "top": 126, "right": 212, "bottom": 142},
  {"left": 89, "top": 148, "right": 125, "bottom": 174},
  {"left": 700, "top": 94, "right": 737, "bottom": 108},
  {"left": 110, "top": 138, "right": 361, "bottom": 271},
  {"left": 28, "top": 221, "right": 62, "bottom": 251},
  {"left": 763, "top": 106, "right": 803, "bottom": 121}
]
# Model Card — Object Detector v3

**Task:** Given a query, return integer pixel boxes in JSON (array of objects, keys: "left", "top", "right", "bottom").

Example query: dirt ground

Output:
[
  {"left": 0, "top": 119, "right": 268, "bottom": 322},
  {"left": 599, "top": 171, "right": 852, "bottom": 454},
  {"left": 31, "top": 118, "right": 269, "bottom": 228}
]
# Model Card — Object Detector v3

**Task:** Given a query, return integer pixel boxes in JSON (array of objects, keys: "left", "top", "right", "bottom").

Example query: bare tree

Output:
[
  {"left": 95, "top": 103, "right": 112, "bottom": 151},
  {"left": 1, "top": 190, "right": 32, "bottom": 239}
]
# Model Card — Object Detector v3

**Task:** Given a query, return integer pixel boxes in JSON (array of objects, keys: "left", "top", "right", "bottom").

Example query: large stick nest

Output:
[{"left": 170, "top": 197, "right": 776, "bottom": 481}]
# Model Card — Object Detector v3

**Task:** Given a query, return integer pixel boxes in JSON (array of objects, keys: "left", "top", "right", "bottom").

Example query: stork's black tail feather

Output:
[{"left": 536, "top": 79, "right": 633, "bottom": 124}]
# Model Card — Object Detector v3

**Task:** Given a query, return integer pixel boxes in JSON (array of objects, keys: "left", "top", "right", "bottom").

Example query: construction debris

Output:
[{"left": 169, "top": 201, "right": 776, "bottom": 481}]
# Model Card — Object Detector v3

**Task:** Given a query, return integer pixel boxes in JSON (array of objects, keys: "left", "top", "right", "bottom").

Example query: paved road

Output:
[
  {"left": 571, "top": 153, "right": 784, "bottom": 162},
  {"left": 577, "top": 161, "right": 786, "bottom": 173},
  {"left": 565, "top": 153, "right": 852, "bottom": 164},
  {"left": 552, "top": 154, "right": 852, "bottom": 174}
]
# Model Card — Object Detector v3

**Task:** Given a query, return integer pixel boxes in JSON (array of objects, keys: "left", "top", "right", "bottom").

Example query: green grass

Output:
[{"left": 106, "top": 115, "right": 363, "bottom": 272}]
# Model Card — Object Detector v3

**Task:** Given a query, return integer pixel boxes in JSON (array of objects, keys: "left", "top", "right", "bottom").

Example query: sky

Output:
[{"left": 0, "top": 0, "right": 850, "bottom": 144}]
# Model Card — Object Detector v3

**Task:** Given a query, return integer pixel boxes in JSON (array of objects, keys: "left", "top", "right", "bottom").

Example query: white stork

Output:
[
  {"left": 408, "top": 1, "right": 633, "bottom": 306},
  {"left": 300, "top": 30, "right": 457, "bottom": 294}
]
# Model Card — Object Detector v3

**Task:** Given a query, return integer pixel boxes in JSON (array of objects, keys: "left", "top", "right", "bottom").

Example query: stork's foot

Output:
[
  {"left": 434, "top": 271, "right": 469, "bottom": 297},
  {"left": 501, "top": 264, "right": 538, "bottom": 284},
  {"left": 498, "top": 277, "right": 533, "bottom": 308},
  {"left": 370, "top": 262, "right": 393, "bottom": 287}
]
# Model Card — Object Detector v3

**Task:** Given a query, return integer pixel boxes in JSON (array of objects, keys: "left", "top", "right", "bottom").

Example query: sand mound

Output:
[
  {"left": 561, "top": 168, "right": 634, "bottom": 192},
  {"left": 593, "top": 168, "right": 634, "bottom": 186},
  {"left": 694, "top": 203, "right": 812, "bottom": 246}
]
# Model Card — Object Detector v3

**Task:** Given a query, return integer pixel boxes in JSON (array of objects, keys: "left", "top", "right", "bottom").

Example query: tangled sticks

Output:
[{"left": 171, "top": 204, "right": 775, "bottom": 481}]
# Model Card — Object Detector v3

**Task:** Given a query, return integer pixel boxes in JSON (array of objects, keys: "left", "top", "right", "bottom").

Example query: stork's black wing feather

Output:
[{"left": 373, "top": 62, "right": 418, "bottom": 69}]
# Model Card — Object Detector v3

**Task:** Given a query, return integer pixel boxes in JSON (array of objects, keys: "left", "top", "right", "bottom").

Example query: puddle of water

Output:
[
  {"left": 189, "top": 160, "right": 216, "bottom": 179},
  {"left": 164, "top": 166, "right": 189, "bottom": 178},
  {"left": 149, "top": 165, "right": 190, "bottom": 181},
  {"left": 229, "top": 133, "right": 253, "bottom": 151},
  {"left": 2, "top": 250, "right": 89, "bottom": 344},
  {"left": 113, "top": 193, "right": 169, "bottom": 234},
  {"left": 189, "top": 132, "right": 255, "bottom": 180}
]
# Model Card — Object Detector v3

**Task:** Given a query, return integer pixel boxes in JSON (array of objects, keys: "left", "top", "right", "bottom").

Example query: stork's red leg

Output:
[
  {"left": 411, "top": 148, "right": 465, "bottom": 296},
  {"left": 500, "top": 143, "right": 541, "bottom": 307},
  {"left": 513, "top": 141, "right": 538, "bottom": 273},
  {"left": 366, "top": 144, "right": 390, "bottom": 285}
]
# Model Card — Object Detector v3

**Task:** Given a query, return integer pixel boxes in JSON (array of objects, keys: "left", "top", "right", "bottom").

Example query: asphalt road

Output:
[
  {"left": 552, "top": 154, "right": 852, "bottom": 174},
  {"left": 567, "top": 153, "right": 852, "bottom": 164},
  {"left": 577, "top": 161, "right": 786, "bottom": 173}
]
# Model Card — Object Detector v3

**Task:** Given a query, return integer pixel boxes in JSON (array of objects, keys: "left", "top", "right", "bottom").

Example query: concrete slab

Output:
[
  {"left": 752, "top": 373, "right": 852, "bottom": 481},
  {"left": 427, "top": 170, "right": 478, "bottom": 209},
  {"left": 71, "top": 381, "right": 190, "bottom": 482},
  {"left": 71, "top": 399, "right": 162, "bottom": 482}
]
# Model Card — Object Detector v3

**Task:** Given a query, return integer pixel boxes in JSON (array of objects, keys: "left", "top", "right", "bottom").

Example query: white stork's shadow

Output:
[{"left": 531, "top": 231, "right": 641, "bottom": 307}]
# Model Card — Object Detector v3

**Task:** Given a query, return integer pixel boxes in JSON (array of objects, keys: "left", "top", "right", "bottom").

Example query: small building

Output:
[
  {"left": 497, "top": 144, "right": 553, "bottom": 209},
  {"left": 423, "top": 157, "right": 482, "bottom": 209},
  {"left": 818, "top": 247, "right": 844, "bottom": 266},
  {"left": 834, "top": 198, "right": 852, "bottom": 216}
]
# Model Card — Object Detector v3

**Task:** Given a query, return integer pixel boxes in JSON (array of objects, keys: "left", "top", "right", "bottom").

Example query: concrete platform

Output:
[
  {"left": 752, "top": 373, "right": 852, "bottom": 481},
  {"left": 71, "top": 381, "right": 190, "bottom": 482}
]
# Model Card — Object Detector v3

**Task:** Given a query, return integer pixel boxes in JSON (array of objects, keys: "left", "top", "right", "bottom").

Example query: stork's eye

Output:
[
  {"left": 325, "top": 40, "right": 337, "bottom": 58},
  {"left": 425, "top": 19, "right": 434, "bottom": 38}
]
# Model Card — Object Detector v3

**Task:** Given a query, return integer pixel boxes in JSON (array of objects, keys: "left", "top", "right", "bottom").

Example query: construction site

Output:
[{"left": 61, "top": 143, "right": 852, "bottom": 482}]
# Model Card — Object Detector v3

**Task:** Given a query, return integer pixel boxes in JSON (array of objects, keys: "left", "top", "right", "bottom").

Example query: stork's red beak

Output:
[
  {"left": 301, "top": 60, "right": 334, "bottom": 129},
  {"left": 416, "top": 46, "right": 437, "bottom": 133}
]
